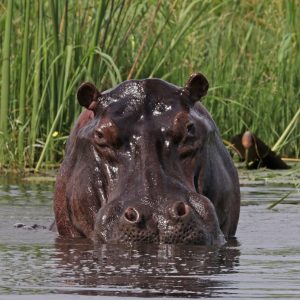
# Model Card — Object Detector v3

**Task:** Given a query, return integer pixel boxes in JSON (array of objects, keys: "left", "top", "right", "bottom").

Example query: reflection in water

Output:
[{"left": 53, "top": 238, "right": 240, "bottom": 297}]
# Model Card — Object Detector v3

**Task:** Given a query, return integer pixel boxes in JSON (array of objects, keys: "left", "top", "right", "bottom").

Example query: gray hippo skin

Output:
[{"left": 54, "top": 73, "right": 240, "bottom": 245}]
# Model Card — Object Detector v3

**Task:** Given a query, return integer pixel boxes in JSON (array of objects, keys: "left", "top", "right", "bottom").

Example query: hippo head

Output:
[{"left": 54, "top": 73, "right": 240, "bottom": 245}]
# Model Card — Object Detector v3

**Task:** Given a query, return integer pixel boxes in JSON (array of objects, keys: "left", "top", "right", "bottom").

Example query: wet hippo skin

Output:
[{"left": 54, "top": 73, "right": 240, "bottom": 245}]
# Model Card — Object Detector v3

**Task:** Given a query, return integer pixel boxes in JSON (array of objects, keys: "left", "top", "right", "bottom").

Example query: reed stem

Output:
[
  {"left": 17, "top": 0, "right": 30, "bottom": 166},
  {"left": 0, "top": 0, "right": 13, "bottom": 167}
]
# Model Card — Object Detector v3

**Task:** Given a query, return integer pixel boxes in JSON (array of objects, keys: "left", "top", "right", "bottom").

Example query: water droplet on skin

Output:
[{"left": 92, "top": 146, "right": 101, "bottom": 162}]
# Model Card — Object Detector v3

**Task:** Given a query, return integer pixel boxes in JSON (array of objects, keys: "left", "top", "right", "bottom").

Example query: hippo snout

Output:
[
  {"left": 95, "top": 203, "right": 159, "bottom": 243},
  {"left": 94, "top": 196, "right": 224, "bottom": 245}
]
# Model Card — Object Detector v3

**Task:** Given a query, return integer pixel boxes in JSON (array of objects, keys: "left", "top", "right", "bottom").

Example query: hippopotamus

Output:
[
  {"left": 54, "top": 73, "right": 240, "bottom": 245},
  {"left": 230, "top": 131, "right": 290, "bottom": 169}
]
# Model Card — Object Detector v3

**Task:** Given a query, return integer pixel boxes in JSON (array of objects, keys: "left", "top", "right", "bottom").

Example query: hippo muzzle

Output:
[
  {"left": 94, "top": 193, "right": 224, "bottom": 245},
  {"left": 54, "top": 73, "right": 240, "bottom": 245}
]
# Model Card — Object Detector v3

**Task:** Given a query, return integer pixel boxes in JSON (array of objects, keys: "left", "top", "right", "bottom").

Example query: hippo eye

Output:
[
  {"left": 172, "top": 123, "right": 196, "bottom": 146},
  {"left": 172, "top": 112, "right": 190, "bottom": 143},
  {"left": 94, "top": 128, "right": 108, "bottom": 147},
  {"left": 186, "top": 122, "right": 195, "bottom": 136},
  {"left": 94, "top": 119, "right": 120, "bottom": 148},
  {"left": 95, "top": 128, "right": 104, "bottom": 139},
  {"left": 171, "top": 113, "right": 201, "bottom": 159}
]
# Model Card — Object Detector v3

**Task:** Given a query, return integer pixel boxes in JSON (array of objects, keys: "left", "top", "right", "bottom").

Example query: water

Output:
[{"left": 0, "top": 170, "right": 299, "bottom": 299}]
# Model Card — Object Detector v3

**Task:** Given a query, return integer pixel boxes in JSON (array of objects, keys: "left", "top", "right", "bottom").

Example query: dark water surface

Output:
[{"left": 0, "top": 169, "right": 299, "bottom": 299}]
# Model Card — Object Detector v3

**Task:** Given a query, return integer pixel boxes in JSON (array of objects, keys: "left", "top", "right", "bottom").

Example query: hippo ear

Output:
[
  {"left": 184, "top": 73, "right": 209, "bottom": 102},
  {"left": 77, "top": 82, "right": 101, "bottom": 110}
]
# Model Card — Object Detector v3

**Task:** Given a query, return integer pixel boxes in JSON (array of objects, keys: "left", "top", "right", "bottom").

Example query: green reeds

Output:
[
  {"left": 0, "top": 0, "right": 300, "bottom": 171},
  {"left": 272, "top": 105, "right": 300, "bottom": 153},
  {"left": 35, "top": 45, "right": 74, "bottom": 172},
  {"left": 267, "top": 190, "right": 293, "bottom": 209},
  {"left": 87, "top": 1, "right": 107, "bottom": 79},
  {"left": 17, "top": 0, "right": 30, "bottom": 165},
  {"left": 0, "top": 0, "right": 13, "bottom": 167},
  {"left": 30, "top": 0, "right": 43, "bottom": 165}
]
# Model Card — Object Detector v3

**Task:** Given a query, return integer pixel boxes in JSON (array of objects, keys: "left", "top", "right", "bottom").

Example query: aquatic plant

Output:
[{"left": 0, "top": 0, "right": 299, "bottom": 170}]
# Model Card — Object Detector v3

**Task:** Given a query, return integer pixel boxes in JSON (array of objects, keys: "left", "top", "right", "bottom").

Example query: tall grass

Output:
[
  {"left": 0, "top": 0, "right": 13, "bottom": 167},
  {"left": 17, "top": 0, "right": 30, "bottom": 165},
  {"left": 0, "top": 0, "right": 299, "bottom": 171}
]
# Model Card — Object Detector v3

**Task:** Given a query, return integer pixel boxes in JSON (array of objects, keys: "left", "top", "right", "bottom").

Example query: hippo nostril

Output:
[
  {"left": 170, "top": 201, "right": 190, "bottom": 219},
  {"left": 124, "top": 207, "right": 140, "bottom": 224}
]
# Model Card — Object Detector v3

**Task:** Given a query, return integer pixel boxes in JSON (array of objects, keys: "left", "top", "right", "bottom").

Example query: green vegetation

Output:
[{"left": 0, "top": 0, "right": 299, "bottom": 171}]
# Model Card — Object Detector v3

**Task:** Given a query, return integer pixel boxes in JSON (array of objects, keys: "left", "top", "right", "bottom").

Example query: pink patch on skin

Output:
[{"left": 77, "top": 109, "right": 95, "bottom": 129}]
